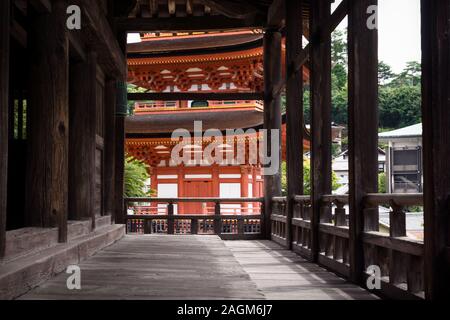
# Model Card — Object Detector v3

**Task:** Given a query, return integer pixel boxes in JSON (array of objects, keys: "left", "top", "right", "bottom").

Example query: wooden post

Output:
[
  {"left": 285, "top": 0, "right": 304, "bottom": 250},
  {"left": 104, "top": 79, "right": 116, "bottom": 220},
  {"left": 69, "top": 52, "right": 97, "bottom": 229},
  {"left": 26, "top": 0, "right": 69, "bottom": 242},
  {"left": 347, "top": 0, "right": 379, "bottom": 284},
  {"left": 263, "top": 30, "right": 282, "bottom": 240},
  {"left": 310, "top": 0, "right": 332, "bottom": 261},
  {"left": 114, "top": 114, "right": 125, "bottom": 224},
  {"left": 114, "top": 31, "right": 127, "bottom": 225},
  {"left": 0, "top": 0, "right": 10, "bottom": 257},
  {"left": 421, "top": 0, "right": 450, "bottom": 300}
]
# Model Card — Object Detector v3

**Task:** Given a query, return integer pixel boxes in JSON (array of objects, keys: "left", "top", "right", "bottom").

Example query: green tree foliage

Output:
[
  {"left": 391, "top": 61, "right": 421, "bottom": 87},
  {"left": 127, "top": 84, "right": 148, "bottom": 115},
  {"left": 124, "top": 157, "right": 151, "bottom": 197},
  {"left": 378, "top": 172, "right": 387, "bottom": 194},
  {"left": 281, "top": 160, "right": 340, "bottom": 196},
  {"left": 378, "top": 61, "right": 396, "bottom": 84},
  {"left": 379, "top": 85, "right": 421, "bottom": 129}
]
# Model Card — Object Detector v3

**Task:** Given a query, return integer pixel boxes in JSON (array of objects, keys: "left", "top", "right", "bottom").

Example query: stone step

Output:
[
  {"left": 0, "top": 224, "right": 125, "bottom": 300},
  {"left": 94, "top": 215, "right": 112, "bottom": 230}
]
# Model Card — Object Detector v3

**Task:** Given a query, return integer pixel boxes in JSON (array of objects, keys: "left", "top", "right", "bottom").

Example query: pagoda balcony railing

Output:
[
  {"left": 270, "top": 193, "right": 424, "bottom": 300},
  {"left": 133, "top": 100, "right": 262, "bottom": 112},
  {"left": 125, "top": 197, "right": 264, "bottom": 240}
]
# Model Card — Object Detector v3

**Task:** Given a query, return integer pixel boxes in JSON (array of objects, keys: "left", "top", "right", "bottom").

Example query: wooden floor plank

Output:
[
  {"left": 19, "top": 235, "right": 377, "bottom": 300},
  {"left": 224, "top": 240, "right": 378, "bottom": 300}
]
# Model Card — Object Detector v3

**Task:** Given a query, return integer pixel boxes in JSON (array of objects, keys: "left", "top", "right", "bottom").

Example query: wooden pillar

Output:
[
  {"left": 241, "top": 166, "right": 249, "bottom": 213},
  {"left": 69, "top": 52, "right": 97, "bottom": 229},
  {"left": 0, "top": 0, "right": 10, "bottom": 257},
  {"left": 26, "top": 0, "right": 69, "bottom": 242},
  {"left": 347, "top": 0, "right": 379, "bottom": 283},
  {"left": 114, "top": 32, "right": 127, "bottom": 225},
  {"left": 285, "top": 0, "right": 305, "bottom": 250},
  {"left": 104, "top": 79, "right": 116, "bottom": 219},
  {"left": 263, "top": 30, "right": 283, "bottom": 240},
  {"left": 310, "top": 0, "right": 332, "bottom": 261},
  {"left": 114, "top": 114, "right": 125, "bottom": 224},
  {"left": 421, "top": 0, "right": 450, "bottom": 300}
]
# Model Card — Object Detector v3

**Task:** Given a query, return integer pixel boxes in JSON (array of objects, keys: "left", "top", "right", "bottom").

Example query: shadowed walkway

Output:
[{"left": 20, "top": 235, "right": 377, "bottom": 300}]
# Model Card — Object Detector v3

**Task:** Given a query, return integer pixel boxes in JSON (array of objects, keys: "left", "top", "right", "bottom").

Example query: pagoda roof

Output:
[
  {"left": 126, "top": 105, "right": 264, "bottom": 134},
  {"left": 128, "top": 30, "right": 263, "bottom": 55}
]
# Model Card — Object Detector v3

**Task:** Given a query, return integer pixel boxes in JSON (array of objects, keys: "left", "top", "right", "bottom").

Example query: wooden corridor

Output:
[{"left": 20, "top": 235, "right": 377, "bottom": 300}]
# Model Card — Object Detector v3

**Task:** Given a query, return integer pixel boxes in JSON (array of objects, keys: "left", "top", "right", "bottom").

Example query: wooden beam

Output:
[
  {"left": 115, "top": 15, "right": 265, "bottom": 32},
  {"left": 104, "top": 79, "right": 116, "bottom": 219},
  {"left": 69, "top": 33, "right": 86, "bottom": 62},
  {"left": 197, "top": 0, "right": 260, "bottom": 20},
  {"left": 29, "top": 0, "right": 52, "bottom": 13},
  {"left": 10, "top": 20, "right": 27, "bottom": 48},
  {"left": 263, "top": 30, "right": 282, "bottom": 240},
  {"left": 267, "top": 0, "right": 284, "bottom": 30},
  {"left": 310, "top": 0, "right": 333, "bottom": 262},
  {"left": 421, "top": 0, "right": 450, "bottom": 300},
  {"left": 26, "top": 0, "right": 69, "bottom": 242},
  {"left": 328, "top": 0, "right": 348, "bottom": 36},
  {"left": 69, "top": 52, "right": 97, "bottom": 228},
  {"left": 271, "top": 0, "right": 348, "bottom": 100},
  {"left": 285, "top": 0, "right": 304, "bottom": 250},
  {"left": 347, "top": 0, "right": 379, "bottom": 284},
  {"left": 72, "top": 0, "right": 126, "bottom": 78},
  {"left": 0, "top": 0, "right": 10, "bottom": 257},
  {"left": 128, "top": 92, "right": 264, "bottom": 101}
]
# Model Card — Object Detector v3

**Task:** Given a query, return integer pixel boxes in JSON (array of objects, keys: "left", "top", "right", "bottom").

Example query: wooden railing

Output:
[
  {"left": 270, "top": 193, "right": 424, "bottom": 299},
  {"left": 363, "top": 193, "right": 424, "bottom": 299},
  {"left": 125, "top": 197, "right": 264, "bottom": 240},
  {"left": 133, "top": 100, "right": 262, "bottom": 112},
  {"left": 318, "top": 195, "right": 350, "bottom": 277}
]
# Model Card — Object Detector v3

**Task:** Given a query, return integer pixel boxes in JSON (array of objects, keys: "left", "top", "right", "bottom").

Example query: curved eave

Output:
[
  {"left": 128, "top": 33, "right": 263, "bottom": 55},
  {"left": 125, "top": 108, "right": 264, "bottom": 134}
]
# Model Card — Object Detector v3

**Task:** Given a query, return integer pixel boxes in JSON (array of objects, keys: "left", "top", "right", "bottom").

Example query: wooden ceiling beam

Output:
[
  {"left": 269, "top": 0, "right": 348, "bottom": 99},
  {"left": 186, "top": 0, "right": 193, "bottom": 16},
  {"left": 72, "top": 0, "right": 126, "bottom": 78},
  {"left": 267, "top": 0, "right": 284, "bottom": 30},
  {"left": 29, "top": 0, "right": 51, "bottom": 13},
  {"left": 197, "top": 0, "right": 261, "bottom": 20},
  {"left": 116, "top": 15, "right": 265, "bottom": 32},
  {"left": 168, "top": 0, "right": 176, "bottom": 16}
]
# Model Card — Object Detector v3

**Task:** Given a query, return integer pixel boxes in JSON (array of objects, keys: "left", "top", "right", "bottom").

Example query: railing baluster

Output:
[{"left": 389, "top": 201, "right": 407, "bottom": 238}]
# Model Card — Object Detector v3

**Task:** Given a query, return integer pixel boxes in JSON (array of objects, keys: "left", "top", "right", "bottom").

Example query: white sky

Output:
[
  {"left": 333, "top": 0, "right": 421, "bottom": 73},
  {"left": 128, "top": 0, "right": 422, "bottom": 74}
]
